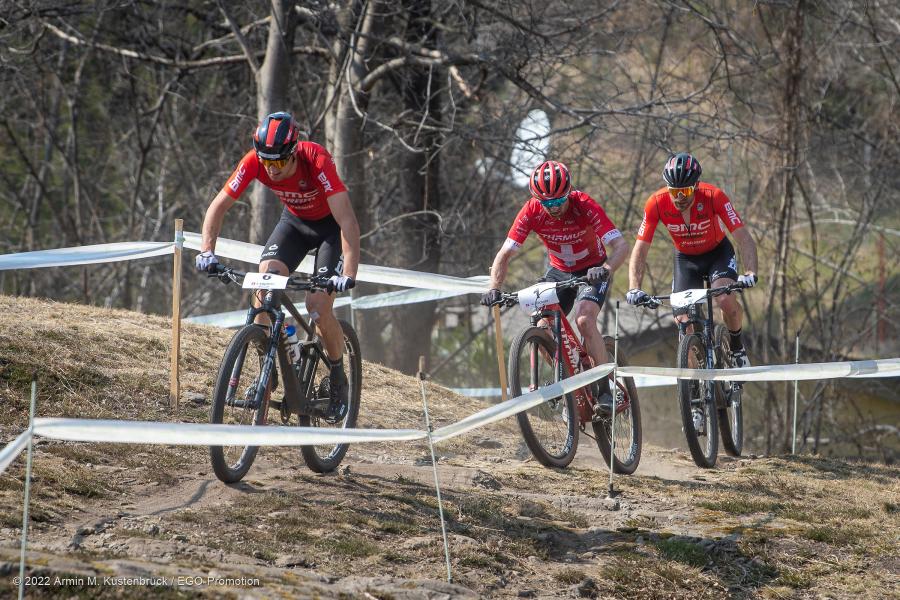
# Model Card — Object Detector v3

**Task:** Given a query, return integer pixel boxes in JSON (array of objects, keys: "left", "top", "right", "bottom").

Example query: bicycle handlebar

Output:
[
  {"left": 205, "top": 263, "right": 334, "bottom": 293},
  {"left": 495, "top": 276, "right": 590, "bottom": 307},
  {"left": 637, "top": 281, "right": 750, "bottom": 310}
]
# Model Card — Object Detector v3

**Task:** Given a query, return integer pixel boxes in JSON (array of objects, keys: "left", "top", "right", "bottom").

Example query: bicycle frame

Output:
[
  {"left": 530, "top": 305, "right": 590, "bottom": 422},
  {"left": 237, "top": 288, "right": 331, "bottom": 418}
]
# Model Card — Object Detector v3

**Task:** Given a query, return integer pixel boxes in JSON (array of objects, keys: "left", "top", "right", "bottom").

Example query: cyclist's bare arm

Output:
[
  {"left": 628, "top": 239, "right": 652, "bottom": 289},
  {"left": 201, "top": 189, "right": 239, "bottom": 253},
  {"left": 488, "top": 244, "right": 517, "bottom": 289},
  {"left": 731, "top": 227, "right": 758, "bottom": 276},
  {"left": 327, "top": 191, "right": 360, "bottom": 279},
  {"left": 605, "top": 235, "right": 629, "bottom": 273}
]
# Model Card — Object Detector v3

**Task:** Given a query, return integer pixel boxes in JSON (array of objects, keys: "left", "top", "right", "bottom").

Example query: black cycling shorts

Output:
[
  {"left": 260, "top": 208, "right": 344, "bottom": 277},
  {"left": 540, "top": 263, "right": 611, "bottom": 316},
  {"left": 671, "top": 237, "right": 738, "bottom": 314}
]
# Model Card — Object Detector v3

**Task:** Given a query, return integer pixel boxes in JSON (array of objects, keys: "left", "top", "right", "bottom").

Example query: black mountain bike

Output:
[
  {"left": 205, "top": 263, "right": 361, "bottom": 482},
  {"left": 637, "top": 278, "right": 748, "bottom": 468}
]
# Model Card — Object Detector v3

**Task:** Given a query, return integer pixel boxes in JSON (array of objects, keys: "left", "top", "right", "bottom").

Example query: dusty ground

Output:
[{"left": 0, "top": 294, "right": 898, "bottom": 599}]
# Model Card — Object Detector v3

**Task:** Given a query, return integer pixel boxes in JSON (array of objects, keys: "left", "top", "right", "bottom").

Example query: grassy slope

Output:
[{"left": 0, "top": 294, "right": 898, "bottom": 599}]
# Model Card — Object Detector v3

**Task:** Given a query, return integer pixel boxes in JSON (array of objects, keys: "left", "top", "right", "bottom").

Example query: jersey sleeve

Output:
[
  {"left": 635, "top": 196, "right": 660, "bottom": 243},
  {"left": 712, "top": 188, "right": 744, "bottom": 232},
  {"left": 581, "top": 194, "right": 622, "bottom": 245},
  {"left": 505, "top": 202, "right": 534, "bottom": 248},
  {"left": 222, "top": 150, "right": 259, "bottom": 199},
  {"left": 310, "top": 144, "right": 347, "bottom": 197}
]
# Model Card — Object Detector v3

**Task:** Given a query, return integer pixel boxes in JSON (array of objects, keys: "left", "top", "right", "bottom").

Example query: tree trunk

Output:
[{"left": 250, "top": 0, "right": 298, "bottom": 245}]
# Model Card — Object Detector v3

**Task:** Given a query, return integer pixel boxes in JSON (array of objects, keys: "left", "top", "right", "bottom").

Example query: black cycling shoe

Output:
[
  {"left": 325, "top": 365, "right": 349, "bottom": 422},
  {"left": 592, "top": 387, "right": 615, "bottom": 421}
]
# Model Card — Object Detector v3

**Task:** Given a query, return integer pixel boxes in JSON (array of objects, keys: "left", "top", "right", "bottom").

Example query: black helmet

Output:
[
  {"left": 663, "top": 152, "right": 702, "bottom": 188},
  {"left": 253, "top": 111, "right": 300, "bottom": 160}
]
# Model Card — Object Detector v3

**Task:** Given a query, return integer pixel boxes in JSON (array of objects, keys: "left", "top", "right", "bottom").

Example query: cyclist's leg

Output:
[
  {"left": 304, "top": 216, "right": 344, "bottom": 362},
  {"left": 257, "top": 209, "right": 314, "bottom": 328},
  {"left": 572, "top": 270, "right": 610, "bottom": 367},
  {"left": 672, "top": 250, "right": 707, "bottom": 334},
  {"left": 707, "top": 238, "right": 748, "bottom": 364}
]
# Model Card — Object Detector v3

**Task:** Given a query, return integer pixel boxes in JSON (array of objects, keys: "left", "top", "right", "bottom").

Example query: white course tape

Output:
[
  {"left": 33, "top": 418, "right": 426, "bottom": 446},
  {"left": 0, "top": 242, "right": 174, "bottom": 271},
  {"left": 0, "top": 429, "right": 33, "bottom": 475},
  {"left": 185, "top": 288, "right": 466, "bottom": 327},
  {"left": 450, "top": 374, "right": 678, "bottom": 397},
  {"left": 431, "top": 362, "right": 615, "bottom": 443},
  {"left": 184, "top": 232, "right": 489, "bottom": 293},
  {"left": 618, "top": 357, "right": 900, "bottom": 382}
]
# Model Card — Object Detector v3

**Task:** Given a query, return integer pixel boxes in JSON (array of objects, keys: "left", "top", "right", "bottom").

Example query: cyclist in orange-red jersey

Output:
[
  {"left": 196, "top": 111, "right": 360, "bottom": 415},
  {"left": 627, "top": 153, "right": 758, "bottom": 367}
]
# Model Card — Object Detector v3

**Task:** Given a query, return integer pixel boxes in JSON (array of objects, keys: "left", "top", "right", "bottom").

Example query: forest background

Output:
[{"left": 1, "top": 0, "right": 897, "bottom": 459}]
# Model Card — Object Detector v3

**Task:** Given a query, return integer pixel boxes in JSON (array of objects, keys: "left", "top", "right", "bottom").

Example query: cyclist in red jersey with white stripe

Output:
[
  {"left": 482, "top": 161, "right": 629, "bottom": 411},
  {"left": 196, "top": 111, "right": 361, "bottom": 412},
  {"left": 626, "top": 152, "right": 758, "bottom": 367}
]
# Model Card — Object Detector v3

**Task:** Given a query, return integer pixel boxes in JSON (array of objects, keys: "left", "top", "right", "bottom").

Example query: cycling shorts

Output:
[
  {"left": 671, "top": 237, "right": 738, "bottom": 315},
  {"left": 539, "top": 263, "right": 611, "bottom": 316},
  {"left": 260, "top": 208, "right": 344, "bottom": 277}
]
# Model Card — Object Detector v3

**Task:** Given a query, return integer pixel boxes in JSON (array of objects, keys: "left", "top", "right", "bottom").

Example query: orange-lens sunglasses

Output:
[
  {"left": 668, "top": 186, "right": 695, "bottom": 198},
  {"left": 260, "top": 156, "right": 290, "bottom": 169}
]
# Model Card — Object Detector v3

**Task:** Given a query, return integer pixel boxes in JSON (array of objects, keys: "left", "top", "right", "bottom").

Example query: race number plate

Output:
[
  {"left": 669, "top": 288, "right": 709, "bottom": 309},
  {"left": 242, "top": 272, "right": 289, "bottom": 290},
  {"left": 517, "top": 282, "right": 559, "bottom": 314}
]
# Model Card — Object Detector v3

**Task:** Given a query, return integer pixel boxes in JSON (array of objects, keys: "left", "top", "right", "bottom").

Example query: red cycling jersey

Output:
[
  {"left": 505, "top": 191, "right": 622, "bottom": 272},
  {"left": 222, "top": 141, "right": 347, "bottom": 220},
  {"left": 636, "top": 183, "right": 744, "bottom": 255}
]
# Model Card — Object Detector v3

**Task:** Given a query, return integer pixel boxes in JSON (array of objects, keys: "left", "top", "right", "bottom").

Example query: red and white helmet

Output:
[{"left": 529, "top": 160, "right": 572, "bottom": 200}]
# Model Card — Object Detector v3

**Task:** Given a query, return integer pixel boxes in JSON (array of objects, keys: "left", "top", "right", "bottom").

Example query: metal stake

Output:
[
  {"left": 792, "top": 330, "right": 801, "bottom": 454},
  {"left": 608, "top": 301, "right": 620, "bottom": 496},
  {"left": 417, "top": 357, "right": 453, "bottom": 583},
  {"left": 18, "top": 374, "right": 37, "bottom": 600}
]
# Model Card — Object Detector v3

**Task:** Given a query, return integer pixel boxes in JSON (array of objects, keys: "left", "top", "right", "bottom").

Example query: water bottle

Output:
[{"left": 284, "top": 324, "right": 301, "bottom": 364}]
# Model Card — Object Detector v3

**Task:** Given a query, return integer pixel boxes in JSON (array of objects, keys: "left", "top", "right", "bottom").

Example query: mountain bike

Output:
[
  {"left": 637, "top": 279, "right": 748, "bottom": 468},
  {"left": 204, "top": 263, "right": 361, "bottom": 482},
  {"left": 495, "top": 278, "right": 641, "bottom": 473}
]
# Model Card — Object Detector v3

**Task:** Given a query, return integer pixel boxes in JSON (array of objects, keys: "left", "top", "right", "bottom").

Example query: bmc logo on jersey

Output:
[
  {"left": 317, "top": 171, "right": 333, "bottom": 193},
  {"left": 228, "top": 164, "right": 247, "bottom": 193},
  {"left": 724, "top": 202, "right": 741, "bottom": 225},
  {"left": 666, "top": 220, "right": 711, "bottom": 234}
]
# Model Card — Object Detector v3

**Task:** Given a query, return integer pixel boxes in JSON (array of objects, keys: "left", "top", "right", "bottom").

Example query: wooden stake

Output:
[
  {"left": 170, "top": 219, "right": 184, "bottom": 411},
  {"left": 492, "top": 304, "right": 508, "bottom": 401}
]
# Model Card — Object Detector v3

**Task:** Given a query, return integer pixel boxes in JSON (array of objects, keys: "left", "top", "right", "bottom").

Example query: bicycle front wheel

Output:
[
  {"left": 592, "top": 337, "right": 642, "bottom": 475},
  {"left": 209, "top": 324, "right": 271, "bottom": 483},
  {"left": 677, "top": 332, "right": 718, "bottom": 468},
  {"left": 509, "top": 327, "right": 578, "bottom": 468},
  {"left": 714, "top": 324, "right": 743, "bottom": 457},
  {"left": 299, "top": 319, "right": 362, "bottom": 473}
]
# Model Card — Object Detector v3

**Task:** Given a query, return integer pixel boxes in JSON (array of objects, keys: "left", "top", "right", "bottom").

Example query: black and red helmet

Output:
[
  {"left": 529, "top": 160, "right": 572, "bottom": 200},
  {"left": 253, "top": 111, "right": 300, "bottom": 160},
  {"left": 662, "top": 152, "right": 702, "bottom": 188}
]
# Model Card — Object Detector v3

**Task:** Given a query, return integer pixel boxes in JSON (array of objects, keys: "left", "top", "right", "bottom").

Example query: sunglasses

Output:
[
  {"left": 668, "top": 186, "right": 695, "bottom": 198},
  {"left": 259, "top": 156, "right": 290, "bottom": 169},
  {"left": 539, "top": 194, "right": 568, "bottom": 208}
]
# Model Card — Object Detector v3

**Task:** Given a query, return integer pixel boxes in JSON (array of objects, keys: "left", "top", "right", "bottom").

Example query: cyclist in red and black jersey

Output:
[
  {"left": 626, "top": 152, "right": 758, "bottom": 367},
  {"left": 196, "top": 111, "right": 361, "bottom": 412},
  {"left": 481, "top": 160, "right": 629, "bottom": 411}
]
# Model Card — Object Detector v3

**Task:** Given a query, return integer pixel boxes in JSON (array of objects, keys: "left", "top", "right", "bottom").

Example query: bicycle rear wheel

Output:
[
  {"left": 299, "top": 319, "right": 362, "bottom": 473},
  {"left": 714, "top": 324, "right": 743, "bottom": 457},
  {"left": 209, "top": 324, "right": 271, "bottom": 483},
  {"left": 509, "top": 326, "right": 578, "bottom": 468},
  {"left": 677, "top": 332, "right": 718, "bottom": 468},
  {"left": 592, "top": 337, "right": 642, "bottom": 474}
]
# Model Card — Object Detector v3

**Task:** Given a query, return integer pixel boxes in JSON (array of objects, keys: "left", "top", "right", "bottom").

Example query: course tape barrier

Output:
[
  {"left": 431, "top": 362, "right": 616, "bottom": 442},
  {"left": 617, "top": 357, "right": 900, "bottom": 381},
  {"left": 0, "top": 242, "right": 174, "bottom": 271},
  {"left": 183, "top": 232, "right": 489, "bottom": 293},
  {"left": 0, "top": 430, "right": 32, "bottom": 474},
  {"left": 186, "top": 288, "right": 465, "bottom": 328},
  {"left": 451, "top": 374, "right": 678, "bottom": 397},
  {"left": 31, "top": 418, "right": 426, "bottom": 446}
]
